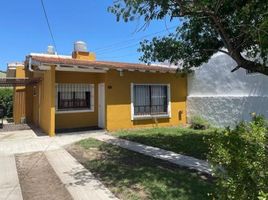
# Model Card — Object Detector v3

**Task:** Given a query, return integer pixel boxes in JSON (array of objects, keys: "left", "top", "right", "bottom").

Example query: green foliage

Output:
[
  {"left": 115, "top": 126, "right": 215, "bottom": 160},
  {"left": 109, "top": 0, "right": 268, "bottom": 74},
  {"left": 73, "top": 138, "right": 214, "bottom": 200},
  {"left": 208, "top": 116, "right": 268, "bottom": 200},
  {"left": 0, "top": 88, "right": 13, "bottom": 118},
  {"left": 190, "top": 116, "right": 210, "bottom": 130}
]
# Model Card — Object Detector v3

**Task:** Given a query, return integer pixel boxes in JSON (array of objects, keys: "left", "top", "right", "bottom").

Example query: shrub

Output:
[
  {"left": 208, "top": 115, "right": 268, "bottom": 200},
  {"left": 190, "top": 115, "right": 210, "bottom": 130},
  {"left": 0, "top": 88, "right": 13, "bottom": 118}
]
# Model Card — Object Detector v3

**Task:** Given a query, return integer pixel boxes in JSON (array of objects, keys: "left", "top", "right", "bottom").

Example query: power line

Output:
[
  {"left": 98, "top": 53, "right": 138, "bottom": 60},
  {"left": 92, "top": 26, "right": 177, "bottom": 53},
  {"left": 97, "top": 43, "right": 140, "bottom": 56},
  {"left": 94, "top": 26, "right": 177, "bottom": 57},
  {"left": 40, "top": 0, "right": 58, "bottom": 53}
]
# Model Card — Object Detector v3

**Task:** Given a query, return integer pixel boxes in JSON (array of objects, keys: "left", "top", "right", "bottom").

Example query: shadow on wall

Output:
[
  {"left": 187, "top": 96, "right": 268, "bottom": 127},
  {"left": 188, "top": 53, "right": 268, "bottom": 96},
  {"left": 187, "top": 53, "right": 268, "bottom": 127}
]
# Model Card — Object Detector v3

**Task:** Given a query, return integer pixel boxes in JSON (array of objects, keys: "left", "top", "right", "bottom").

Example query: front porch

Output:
[
  {"left": 55, "top": 71, "right": 106, "bottom": 132},
  {"left": 27, "top": 59, "right": 108, "bottom": 136}
]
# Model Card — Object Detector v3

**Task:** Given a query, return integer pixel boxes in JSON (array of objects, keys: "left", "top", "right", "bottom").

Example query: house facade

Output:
[
  {"left": 9, "top": 42, "right": 187, "bottom": 136},
  {"left": 187, "top": 52, "right": 268, "bottom": 127}
]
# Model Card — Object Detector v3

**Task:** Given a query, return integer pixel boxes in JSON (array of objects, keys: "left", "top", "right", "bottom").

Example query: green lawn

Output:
[
  {"left": 114, "top": 126, "right": 218, "bottom": 160},
  {"left": 67, "top": 138, "right": 215, "bottom": 200}
]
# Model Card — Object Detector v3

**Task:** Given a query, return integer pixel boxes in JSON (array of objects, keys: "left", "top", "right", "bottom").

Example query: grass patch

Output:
[
  {"left": 114, "top": 127, "right": 218, "bottom": 160},
  {"left": 67, "top": 138, "right": 215, "bottom": 200}
]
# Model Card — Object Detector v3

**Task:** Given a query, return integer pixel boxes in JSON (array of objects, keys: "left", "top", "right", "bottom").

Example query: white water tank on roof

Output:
[
  {"left": 74, "top": 41, "right": 88, "bottom": 52},
  {"left": 47, "top": 45, "right": 56, "bottom": 54}
]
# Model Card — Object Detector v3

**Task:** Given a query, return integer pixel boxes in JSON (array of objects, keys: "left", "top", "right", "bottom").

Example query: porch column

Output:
[{"left": 39, "top": 66, "right": 55, "bottom": 136}]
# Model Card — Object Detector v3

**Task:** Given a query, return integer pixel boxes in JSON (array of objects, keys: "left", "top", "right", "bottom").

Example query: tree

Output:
[{"left": 109, "top": 0, "right": 268, "bottom": 75}]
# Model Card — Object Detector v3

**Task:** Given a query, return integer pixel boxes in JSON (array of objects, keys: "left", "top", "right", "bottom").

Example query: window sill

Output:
[
  {"left": 56, "top": 109, "right": 94, "bottom": 114},
  {"left": 132, "top": 114, "right": 170, "bottom": 120}
]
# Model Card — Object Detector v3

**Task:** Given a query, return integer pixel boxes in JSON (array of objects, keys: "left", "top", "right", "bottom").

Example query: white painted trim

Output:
[
  {"left": 133, "top": 114, "right": 170, "bottom": 120},
  {"left": 130, "top": 83, "right": 172, "bottom": 120},
  {"left": 167, "top": 84, "right": 172, "bottom": 118},
  {"left": 56, "top": 109, "right": 94, "bottom": 114},
  {"left": 32, "top": 63, "right": 108, "bottom": 73},
  {"left": 56, "top": 66, "right": 107, "bottom": 73},
  {"left": 39, "top": 65, "right": 51, "bottom": 70},
  {"left": 91, "top": 85, "right": 95, "bottom": 112},
  {"left": 130, "top": 83, "right": 134, "bottom": 120},
  {"left": 98, "top": 83, "right": 105, "bottom": 128},
  {"left": 30, "top": 53, "right": 72, "bottom": 59}
]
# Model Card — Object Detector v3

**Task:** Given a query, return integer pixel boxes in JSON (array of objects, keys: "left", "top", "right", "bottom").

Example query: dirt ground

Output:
[{"left": 16, "top": 152, "right": 73, "bottom": 200}]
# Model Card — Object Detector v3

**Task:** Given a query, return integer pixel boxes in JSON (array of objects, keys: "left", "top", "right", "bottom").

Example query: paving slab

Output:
[
  {"left": 0, "top": 130, "right": 106, "bottom": 156},
  {"left": 0, "top": 155, "right": 23, "bottom": 200},
  {"left": 0, "top": 129, "right": 116, "bottom": 200},
  {"left": 0, "top": 129, "right": 36, "bottom": 141},
  {"left": 45, "top": 148, "right": 119, "bottom": 200},
  {"left": 90, "top": 133, "right": 212, "bottom": 175}
]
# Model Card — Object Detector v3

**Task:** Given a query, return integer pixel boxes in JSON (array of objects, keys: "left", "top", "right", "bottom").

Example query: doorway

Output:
[{"left": 98, "top": 83, "right": 105, "bottom": 128}]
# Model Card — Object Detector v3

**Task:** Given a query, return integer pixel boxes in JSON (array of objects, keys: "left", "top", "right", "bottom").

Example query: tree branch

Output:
[{"left": 203, "top": 49, "right": 230, "bottom": 55}]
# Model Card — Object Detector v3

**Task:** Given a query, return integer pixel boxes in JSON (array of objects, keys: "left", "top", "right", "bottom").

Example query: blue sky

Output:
[{"left": 0, "top": 0, "right": 178, "bottom": 71}]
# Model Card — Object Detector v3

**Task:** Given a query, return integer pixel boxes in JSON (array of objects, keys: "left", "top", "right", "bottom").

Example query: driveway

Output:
[{"left": 0, "top": 128, "right": 118, "bottom": 200}]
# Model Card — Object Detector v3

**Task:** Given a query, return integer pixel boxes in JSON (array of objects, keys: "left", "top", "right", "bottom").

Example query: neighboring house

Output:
[
  {"left": 187, "top": 52, "right": 268, "bottom": 127},
  {"left": 0, "top": 71, "right": 6, "bottom": 78},
  {"left": 8, "top": 42, "right": 187, "bottom": 136}
]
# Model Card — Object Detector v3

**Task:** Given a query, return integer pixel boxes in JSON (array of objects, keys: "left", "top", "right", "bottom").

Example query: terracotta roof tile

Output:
[{"left": 26, "top": 55, "right": 177, "bottom": 73}]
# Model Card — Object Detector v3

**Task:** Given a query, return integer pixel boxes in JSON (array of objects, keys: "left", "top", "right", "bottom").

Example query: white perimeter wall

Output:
[{"left": 187, "top": 53, "right": 268, "bottom": 127}]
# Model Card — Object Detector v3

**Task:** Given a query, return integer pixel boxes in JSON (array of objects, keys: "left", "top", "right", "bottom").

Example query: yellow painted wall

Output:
[
  {"left": 72, "top": 51, "right": 96, "bottom": 61},
  {"left": 13, "top": 66, "right": 26, "bottom": 124},
  {"left": 55, "top": 71, "right": 104, "bottom": 130},
  {"left": 25, "top": 67, "right": 186, "bottom": 134},
  {"left": 25, "top": 71, "right": 34, "bottom": 123},
  {"left": 32, "top": 72, "right": 42, "bottom": 126},
  {"left": 31, "top": 67, "right": 55, "bottom": 136},
  {"left": 105, "top": 70, "right": 187, "bottom": 131}
]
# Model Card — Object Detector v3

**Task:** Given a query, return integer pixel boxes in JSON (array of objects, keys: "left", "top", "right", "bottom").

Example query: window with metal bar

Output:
[
  {"left": 133, "top": 85, "right": 168, "bottom": 116},
  {"left": 56, "top": 84, "right": 94, "bottom": 111}
]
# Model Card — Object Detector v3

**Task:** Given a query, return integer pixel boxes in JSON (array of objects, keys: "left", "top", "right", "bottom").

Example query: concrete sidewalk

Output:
[
  {"left": 0, "top": 129, "right": 106, "bottom": 156},
  {"left": 0, "top": 155, "right": 23, "bottom": 200},
  {"left": 0, "top": 129, "right": 117, "bottom": 200},
  {"left": 90, "top": 133, "right": 212, "bottom": 175},
  {"left": 46, "top": 148, "right": 119, "bottom": 200}
]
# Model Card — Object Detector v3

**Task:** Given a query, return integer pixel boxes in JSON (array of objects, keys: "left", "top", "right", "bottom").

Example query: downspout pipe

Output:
[{"left": 28, "top": 57, "right": 34, "bottom": 72}]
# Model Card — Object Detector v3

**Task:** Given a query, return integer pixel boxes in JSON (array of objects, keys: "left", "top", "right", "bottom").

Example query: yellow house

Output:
[{"left": 11, "top": 42, "right": 187, "bottom": 136}]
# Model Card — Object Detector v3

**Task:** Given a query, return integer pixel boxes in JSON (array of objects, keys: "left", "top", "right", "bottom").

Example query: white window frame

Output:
[
  {"left": 130, "top": 83, "right": 171, "bottom": 120},
  {"left": 55, "top": 83, "right": 94, "bottom": 114}
]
